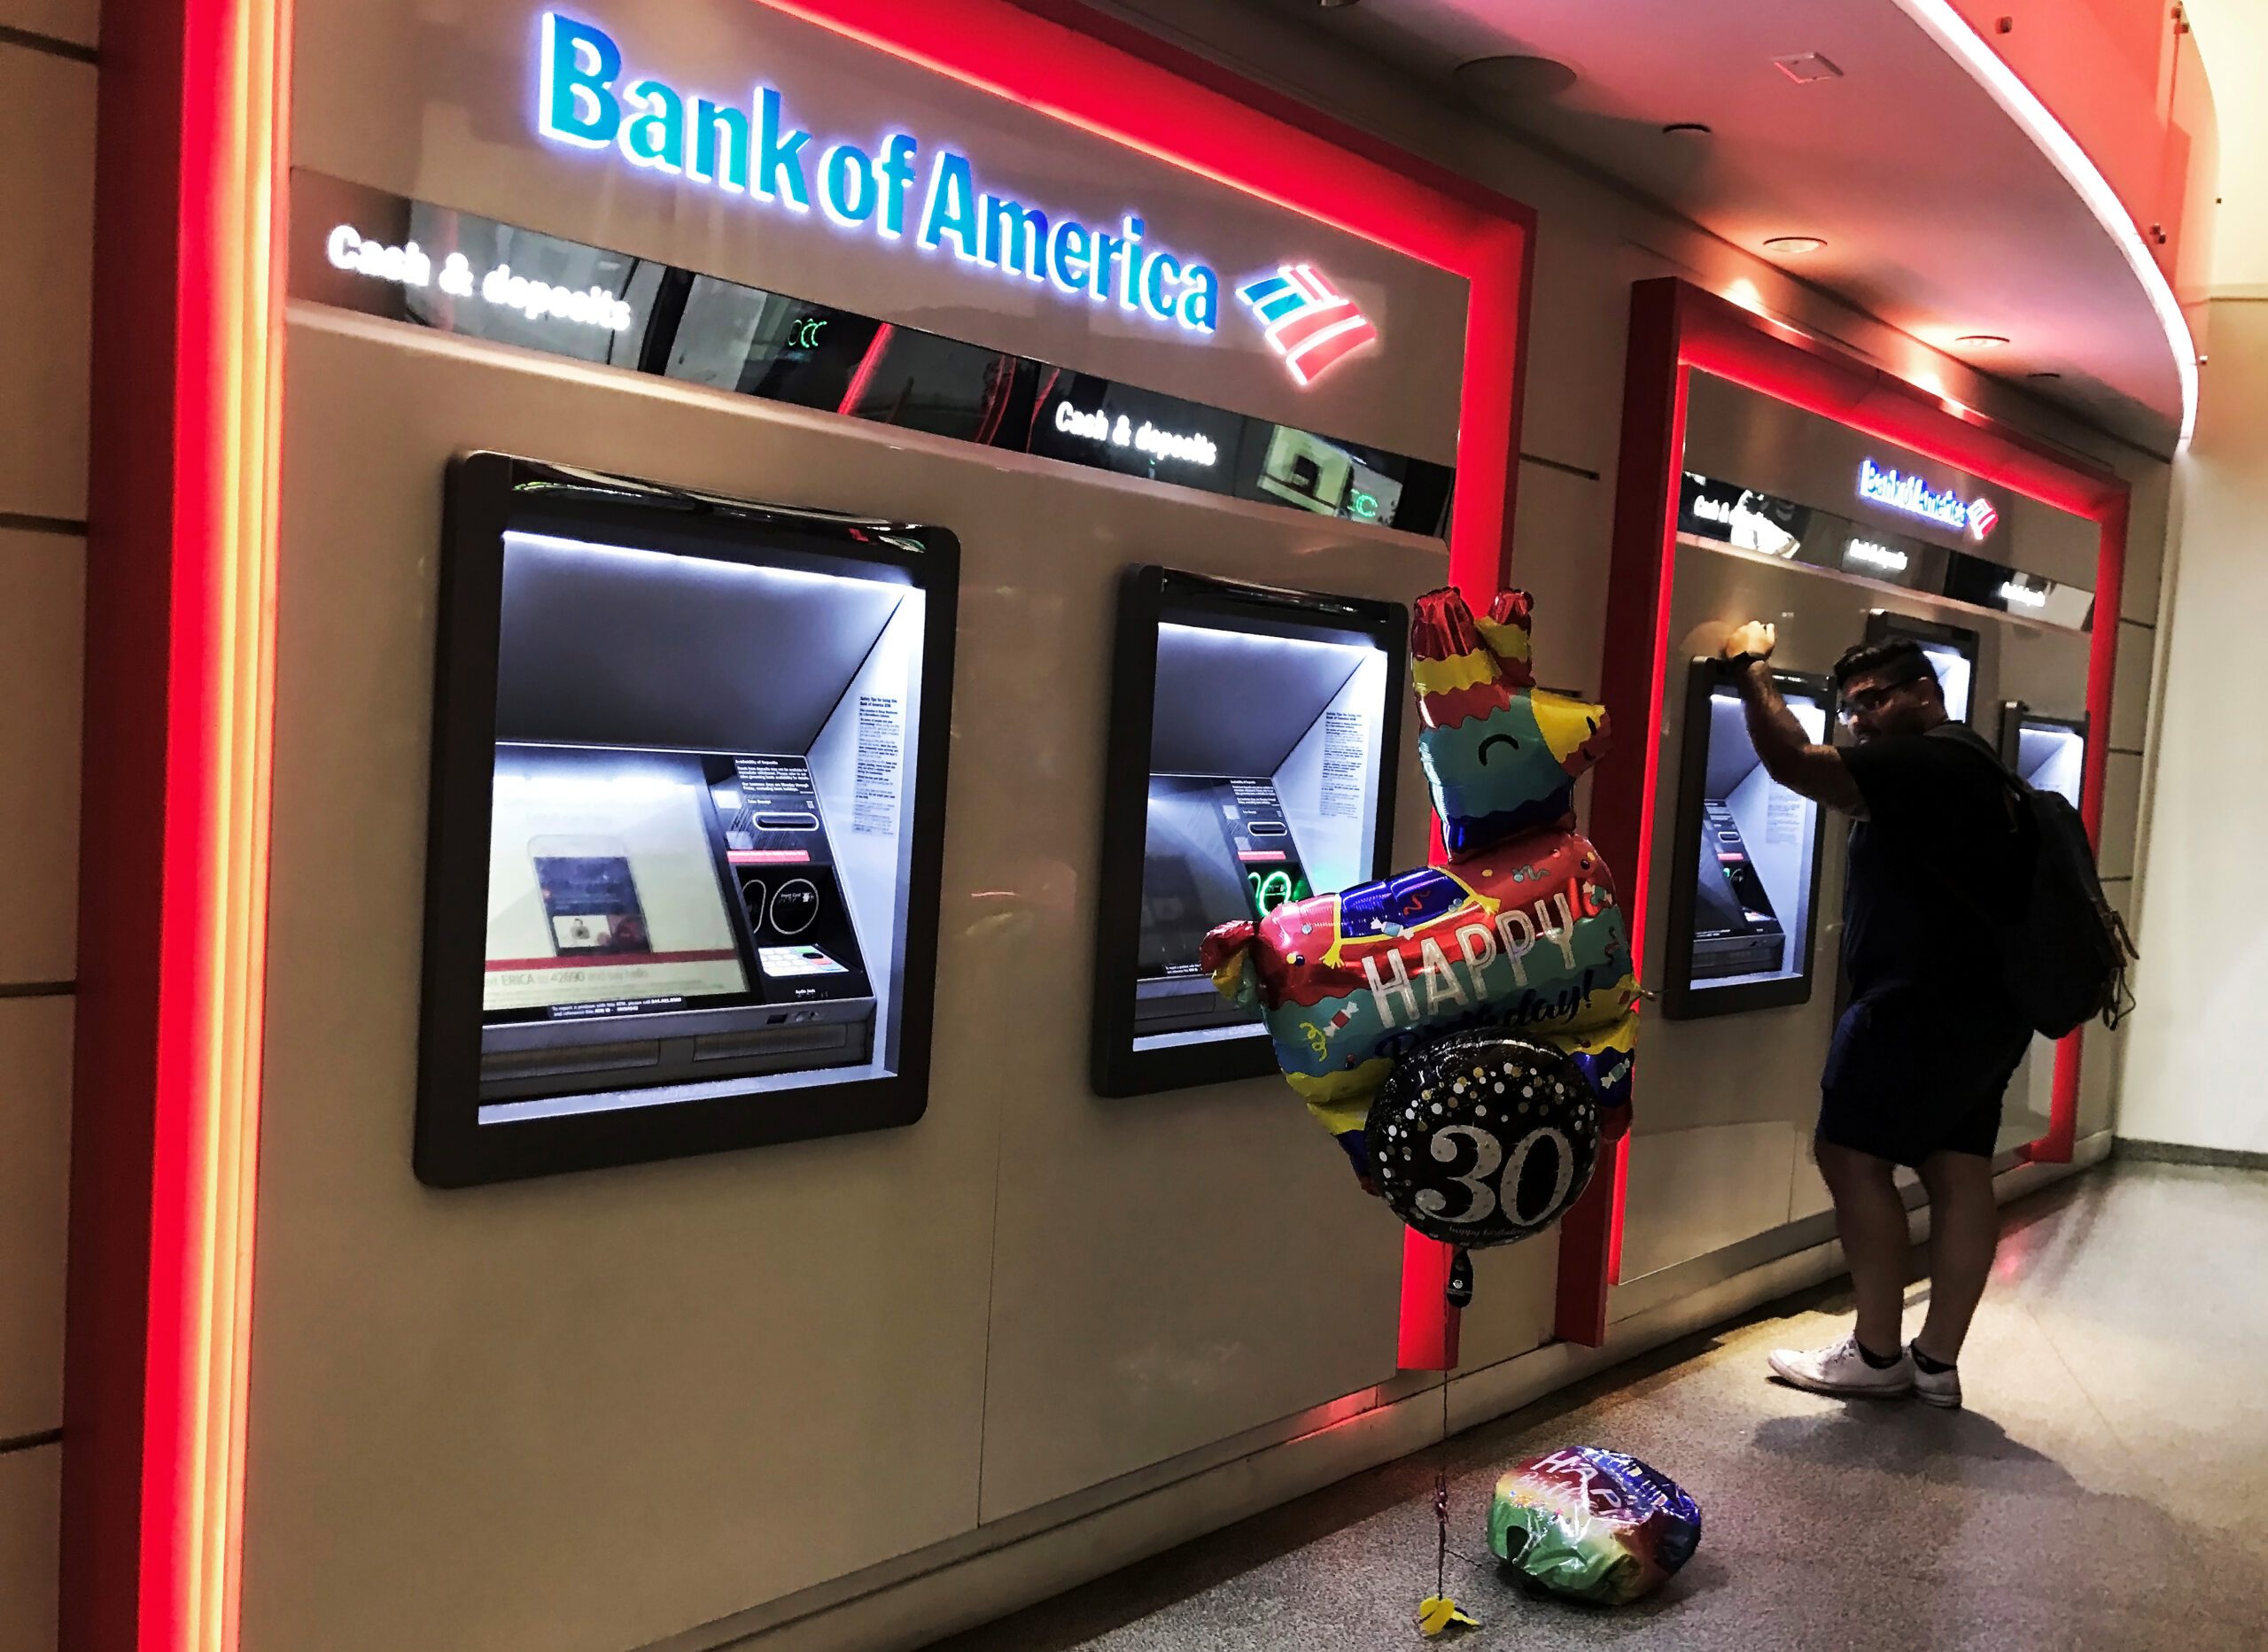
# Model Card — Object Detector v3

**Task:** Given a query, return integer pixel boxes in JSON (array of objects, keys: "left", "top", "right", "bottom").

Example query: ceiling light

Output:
[
  {"left": 1763, "top": 236, "right": 1828, "bottom": 255},
  {"left": 1454, "top": 56, "right": 1581, "bottom": 105},
  {"left": 1955, "top": 334, "right": 2012, "bottom": 348},
  {"left": 1662, "top": 121, "right": 1713, "bottom": 137},
  {"left": 1773, "top": 53, "right": 1845, "bottom": 83},
  {"left": 1316, "top": 0, "right": 1361, "bottom": 7}
]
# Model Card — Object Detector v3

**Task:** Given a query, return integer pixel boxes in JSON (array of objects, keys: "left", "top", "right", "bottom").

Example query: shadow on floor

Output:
[{"left": 928, "top": 1166, "right": 2268, "bottom": 1652}]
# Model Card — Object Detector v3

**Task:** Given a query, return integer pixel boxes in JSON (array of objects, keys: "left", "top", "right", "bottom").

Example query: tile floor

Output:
[{"left": 931, "top": 1161, "right": 2268, "bottom": 1651}]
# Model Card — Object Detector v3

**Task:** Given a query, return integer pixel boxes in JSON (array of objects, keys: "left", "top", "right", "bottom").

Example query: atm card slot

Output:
[
  {"left": 1247, "top": 821, "right": 1289, "bottom": 836},
  {"left": 754, "top": 811, "right": 820, "bottom": 832}
]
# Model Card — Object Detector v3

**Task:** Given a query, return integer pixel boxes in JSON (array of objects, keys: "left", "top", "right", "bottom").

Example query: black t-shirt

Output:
[{"left": 1839, "top": 725, "right": 2024, "bottom": 1017}]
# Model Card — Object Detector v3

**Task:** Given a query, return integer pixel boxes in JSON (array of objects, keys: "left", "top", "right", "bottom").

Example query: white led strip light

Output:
[{"left": 1893, "top": 0, "right": 2201, "bottom": 451}]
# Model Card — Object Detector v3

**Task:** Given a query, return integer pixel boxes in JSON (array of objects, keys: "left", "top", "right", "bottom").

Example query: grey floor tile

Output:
[{"left": 931, "top": 1163, "right": 2268, "bottom": 1651}]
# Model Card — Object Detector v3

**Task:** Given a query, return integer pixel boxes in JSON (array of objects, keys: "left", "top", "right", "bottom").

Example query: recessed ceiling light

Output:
[
  {"left": 1763, "top": 236, "right": 1828, "bottom": 255},
  {"left": 1662, "top": 121, "right": 1713, "bottom": 137},
  {"left": 1455, "top": 55, "right": 1581, "bottom": 105},
  {"left": 1956, "top": 333, "right": 2012, "bottom": 348},
  {"left": 1316, "top": 0, "right": 1361, "bottom": 7}
]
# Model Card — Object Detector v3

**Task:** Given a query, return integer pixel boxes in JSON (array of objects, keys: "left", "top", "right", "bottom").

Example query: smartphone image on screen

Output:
[{"left": 529, "top": 835, "right": 653, "bottom": 956}]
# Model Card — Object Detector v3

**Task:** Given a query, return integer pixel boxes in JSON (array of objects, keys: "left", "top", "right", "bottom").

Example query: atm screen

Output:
[
  {"left": 1138, "top": 776, "right": 1312, "bottom": 981},
  {"left": 1663, "top": 663, "right": 1833, "bottom": 1017},
  {"left": 483, "top": 743, "right": 874, "bottom": 1023},
  {"left": 1865, "top": 612, "right": 1979, "bottom": 725},
  {"left": 2003, "top": 708, "right": 2085, "bottom": 808}
]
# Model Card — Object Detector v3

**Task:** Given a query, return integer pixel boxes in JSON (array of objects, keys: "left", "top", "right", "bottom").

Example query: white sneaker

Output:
[
  {"left": 1910, "top": 1348, "right": 1963, "bottom": 1410},
  {"left": 1767, "top": 1333, "right": 1914, "bottom": 1399}
]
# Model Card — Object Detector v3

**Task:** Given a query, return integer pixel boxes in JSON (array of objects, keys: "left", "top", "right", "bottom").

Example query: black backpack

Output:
[{"left": 1929, "top": 725, "right": 2138, "bottom": 1037}]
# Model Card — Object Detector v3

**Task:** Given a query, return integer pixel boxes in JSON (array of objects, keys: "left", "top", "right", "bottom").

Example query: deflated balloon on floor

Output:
[{"left": 1488, "top": 1446, "right": 1702, "bottom": 1605}]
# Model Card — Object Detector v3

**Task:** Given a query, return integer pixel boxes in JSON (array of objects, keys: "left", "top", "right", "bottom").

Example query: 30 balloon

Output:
[{"left": 1364, "top": 1031, "right": 1604, "bottom": 1248}]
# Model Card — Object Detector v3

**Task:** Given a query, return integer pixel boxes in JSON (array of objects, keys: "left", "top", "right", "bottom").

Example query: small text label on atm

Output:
[
  {"left": 1053, "top": 400, "right": 1218, "bottom": 468},
  {"left": 536, "top": 12, "right": 1222, "bottom": 334},
  {"left": 325, "top": 224, "right": 635, "bottom": 331}
]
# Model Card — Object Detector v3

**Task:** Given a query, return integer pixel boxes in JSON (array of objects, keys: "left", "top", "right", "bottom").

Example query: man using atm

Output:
[{"left": 1719, "top": 621, "right": 2029, "bottom": 1411}]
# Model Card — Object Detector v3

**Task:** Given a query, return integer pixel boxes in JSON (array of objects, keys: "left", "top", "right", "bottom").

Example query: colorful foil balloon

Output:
[
  {"left": 1365, "top": 1032, "right": 1604, "bottom": 1247},
  {"left": 1200, "top": 586, "right": 1638, "bottom": 1188},
  {"left": 1487, "top": 1447, "right": 1702, "bottom": 1605},
  {"left": 1415, "top": 588, "right": 1612, "bottom": 857}
]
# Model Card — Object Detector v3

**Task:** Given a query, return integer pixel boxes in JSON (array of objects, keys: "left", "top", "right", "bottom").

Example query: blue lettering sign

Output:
[{"left": 532, "top": 13, "right": 1222, "bottom": 337}]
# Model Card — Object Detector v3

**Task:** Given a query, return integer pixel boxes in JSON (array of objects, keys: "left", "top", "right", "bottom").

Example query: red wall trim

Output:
[
  {"left": 1562, "top": 278, "right": 2132, "bottom": 1346},
  {"left": 61, "top": 1, "right": 191, "bottom": 1645}
]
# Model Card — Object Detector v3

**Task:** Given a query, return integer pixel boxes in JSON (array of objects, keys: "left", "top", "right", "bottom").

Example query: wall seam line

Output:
[
  {"left": 0, "top": 24, "right": 97, "bottom": 65},
  {"left": 0, "top": 1428, "right": 65, "bottom": 1457},
  {"left": 0, "top": 511, "right": 91, "bottom": 539},
  {"left": 0, "top": 981, "right": 74, "bottom": 999}
]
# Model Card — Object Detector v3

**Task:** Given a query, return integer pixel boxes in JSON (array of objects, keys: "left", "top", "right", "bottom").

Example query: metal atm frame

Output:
[
  {"left": 1658, "top": 656, "right": 1835, "bottom": 1020},
  {"left": 1089, "top": 566, "right": 1407, "bottom": 1097},
  {"left": 414, "top": 454, "right": 959, "bottom": 1185}
]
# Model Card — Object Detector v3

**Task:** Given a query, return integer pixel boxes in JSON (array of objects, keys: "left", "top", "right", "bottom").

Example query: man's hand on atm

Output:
[
  {"left": 1720, "top": 618, "right": 1868, "bottom": 817},
  {"left": 1721, "top": 620, "right": 1776, "bottom": 665}
]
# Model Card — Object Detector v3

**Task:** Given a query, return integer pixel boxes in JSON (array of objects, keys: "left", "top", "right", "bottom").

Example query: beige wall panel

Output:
[
  {"left": 1515, "top": 221, "right": 1653, "bottom": 478},
  {"left": 1617, "top": 1121, "right": 1798, "bottom": 1284},
  {"left": 0, "top": 998, "right": 70, "bottom": 1442},
  {"left": 0, "top": 531, "right": 83, "bottom": 985},
  {"left": 0, "top": 0, "right": 95, "bottom": 45},
  {"left": 288, "top": 0, "right": 1465, "bottom": 462},
  {"left": 2119, "top": 301, "right": 2268, "bottom": 1153},
  {"left": 2082, "top": 882, "right": 2139, "bottom": 1139},
  {"left": 973, "top": 485, "right": 1439, "bottom": 1519},
  {"left": 2121, "top": 461, "right": 2171, "bottom": 624},
  {"left": 1993, "top": 616, "right": 2093, "bottom": 728},
  {"left": 2097, "top": 752, "right": 2145, "bottom": 880},
  {"left": 0, "top": 47, "right": 92, "bottom": 522},
  {"left": 1454, "top": 1226, "right": 1562, "bottom": 1371},
  {"left": 2109, "top": 621, "right": 2155, "bottom": 753},
  {"left": 0, "top": 1445, "right": 58, "bottom": 1652},
  {"left": 1507, "top": 461, "right": 1610, "bottom": 699},
  {"left": 248, "top": 307, "right": 1456, "bottom": 1649}
]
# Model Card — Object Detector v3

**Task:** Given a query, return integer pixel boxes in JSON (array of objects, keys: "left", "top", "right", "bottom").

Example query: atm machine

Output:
[
  {"left": 414, "top": 454, "right": 957, "bottom": 1184},
  {"left": 1090, "top": 567, "right": 1405, "bottom": 1095},
  {"left": 2000, "top": 704, "right": 2087, "bottom": 806},
  {"left": 1659, "top": 657, "right": 1833, "bottom": 1020},
  {"left": 1866, "top": 610, "right": 1979, "bottom": 725}
]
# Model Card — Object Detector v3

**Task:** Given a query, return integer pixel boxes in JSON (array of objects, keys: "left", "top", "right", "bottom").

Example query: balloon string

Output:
[{"left": 1434, "top": 1377, "right": 1450, "bottom": 1600}]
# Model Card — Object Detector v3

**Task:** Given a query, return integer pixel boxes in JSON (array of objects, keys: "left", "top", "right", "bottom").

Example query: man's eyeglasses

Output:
[{"left": 1837, "top": 679, "right": 1919, "bottom": 721}]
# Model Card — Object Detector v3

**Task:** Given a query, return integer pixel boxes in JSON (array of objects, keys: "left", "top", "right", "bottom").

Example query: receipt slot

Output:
[
  {"left": 414, "top": 455, "right": 958, "bottom": 1185},
  {"left": 1660, "top": 658, "right": 1833, "bottom": 1019},
  {"left": 1090, "top": 568, "right": 1406, "bottom": 1096}
]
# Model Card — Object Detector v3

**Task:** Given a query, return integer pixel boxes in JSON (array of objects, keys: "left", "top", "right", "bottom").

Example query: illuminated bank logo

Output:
[
  {"left": 535, "top": 13, "right": 1221, "bottom": 334},
  {"left": 1857, "top": 457, "right": 1998, "bottom": 542},
  {"left": 1234, "top": 265, "right": 1379, "bottom": 386}
]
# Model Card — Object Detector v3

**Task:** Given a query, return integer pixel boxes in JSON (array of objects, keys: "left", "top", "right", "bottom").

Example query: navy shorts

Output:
[{"left": 1819, "top": 989, "right": 2031, "bottom": 1167}]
